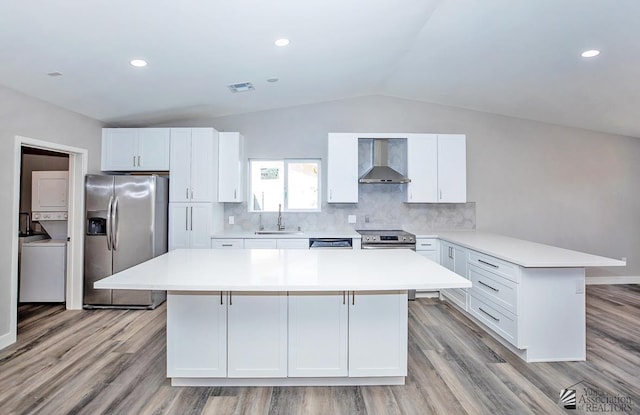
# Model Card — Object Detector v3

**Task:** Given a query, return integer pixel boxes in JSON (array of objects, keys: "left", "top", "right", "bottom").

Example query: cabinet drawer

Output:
[
  {"left": 469, "top": 295, "right": 517, "bottom": 346},
  {"left": 276, "top": 239, "right": 309, "bottom": 249},
  {"left": 416, "top": 238, "right": 438, "bottom": 251},
  {"left": 211, "top": 239, "right": 244, "bottom": 249},
  {"left": 244, "top": 239, "right": 277, "bottom": 249},
  {"left": 468, "top": 251, "right": 519, "bottom": 283},
  {"left": 441, "top": 288, "right": 467, "bottom": 311},
  {"left": 468, "top": 265, "right": 517, "bottom": 315}
]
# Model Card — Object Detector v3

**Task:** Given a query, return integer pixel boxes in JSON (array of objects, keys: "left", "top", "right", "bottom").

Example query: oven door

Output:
[{"left": 361, "top": 244, "right": 416, "bottom": 250}]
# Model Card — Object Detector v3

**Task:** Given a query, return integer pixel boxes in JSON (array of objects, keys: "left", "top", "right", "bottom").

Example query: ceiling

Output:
[{"left": 1, "top": 0, "right": 639, "bottom": 137}]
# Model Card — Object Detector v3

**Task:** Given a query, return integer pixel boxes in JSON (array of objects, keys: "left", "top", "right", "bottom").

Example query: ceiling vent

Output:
[{"left": 228, "top": 82, "right": 255, "bottom": 93}]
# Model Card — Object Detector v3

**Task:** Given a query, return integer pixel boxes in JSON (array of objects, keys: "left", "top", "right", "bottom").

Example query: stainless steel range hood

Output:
[{"left": 359, "top": 139, "right": 411, "bottom": 184}]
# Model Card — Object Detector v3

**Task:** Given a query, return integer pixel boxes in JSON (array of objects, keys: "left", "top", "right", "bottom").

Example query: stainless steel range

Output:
[
  {"left": 357, "top": 229, "right": 416, "bottom": 250},
  {"left": 356, "top": 229, "right": 417, "bottom": 300}
]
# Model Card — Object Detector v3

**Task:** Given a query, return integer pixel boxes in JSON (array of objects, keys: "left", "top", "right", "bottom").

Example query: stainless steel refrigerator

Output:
[{"left": 84, "top": 174, "right": 168, "bottom": 308}]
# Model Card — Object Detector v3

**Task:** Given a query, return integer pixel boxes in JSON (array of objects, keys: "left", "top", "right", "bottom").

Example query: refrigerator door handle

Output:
[
  {"left": 112, "top": 197, "right": 119, "bottom": 250},
  {"left": 106, "top": 196, "right": 113, "bottom": 251}
]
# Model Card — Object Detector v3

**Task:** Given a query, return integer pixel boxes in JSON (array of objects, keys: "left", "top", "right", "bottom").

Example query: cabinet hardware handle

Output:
[
  {"left": 343, "top": 291, "right": 346, "bottom": 305},
  {"left": 133, "top": 156, "right": 136, "bottom": 167},
  {"left": 449, "top": 246, "right": 453, "bottom": 259},
  {"left": 439, "top": 189, "right": 442, "bottom": 200},
  {"left": 478, "top": 307, "right": 500, "bottom": 322},
  {"left": 229, "top": 292, "right": 232, "bottom": 306},
  {"left": 191, "top": 190, "right": 194, "bottom": 199},
  {"left": 352, "top": 291, "right": 355, "bottom": 306},
  {"left": 186, "top": 188, "right": 189, "bottom": 199},
  {"left": 421, "top": 243, "right": 432, "bottom": 247},
  {"left": 221, "top": 244, "right": 232, "bottom": 247},
  {"left": 478, "top": 259, "right": 499, "bottom": 269},
  {"left": 478, "top": 280, "right": 499, "bottom": 292},
  {"left": 185, "top": 207, "right": 189, "bottom": 230},
  {"left": 190, "top": 207, "right": 193, "bottom": 230},
  {"left": 220, "top": 292, "right": 223, "bottom": 305},
  {"left": 137, "top": 155, "right": 141, "bottom": 166},
  {"left": 234, "top": 189, "right": 237, "bottom": 200},
  {"left": 329, "top": 189, "right": 332, "bottom": 200}
]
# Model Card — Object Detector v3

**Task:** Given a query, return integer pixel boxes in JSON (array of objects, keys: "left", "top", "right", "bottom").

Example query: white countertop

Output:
[
  {"left": 414, "top": 231, "right": 625, "bottom": 268},
  {"left": 212, "top": 231, "right": 361, "bottom": 239},
  {"left": 95, "top": 249, "right": 470, "bottom": 292}
]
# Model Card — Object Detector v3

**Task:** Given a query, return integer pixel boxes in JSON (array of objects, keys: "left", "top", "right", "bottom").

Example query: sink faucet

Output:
[{"left": 277, "top": 204, "right": 285, "bottom": 231}]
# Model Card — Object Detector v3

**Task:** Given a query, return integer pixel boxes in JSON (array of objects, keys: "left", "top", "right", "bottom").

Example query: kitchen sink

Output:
[{"left": 254, "top": 230, "right": 304, "bottom": 235}]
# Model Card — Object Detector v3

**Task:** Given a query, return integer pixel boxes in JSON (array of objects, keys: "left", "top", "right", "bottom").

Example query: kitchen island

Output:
[{"left": 95, "top": 248, "right": 470, "bottom": 386}]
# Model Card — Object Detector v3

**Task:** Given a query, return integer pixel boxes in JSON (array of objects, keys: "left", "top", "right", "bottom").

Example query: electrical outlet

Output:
[
  {"left": 365, "top": 215, "right": 370, "bottom": 223},
  {"left": 228, "top": 216, "right": 235, "bottom": 225},
  {"left": 348, "top": 215, "right": 356, "bottom": 224}
]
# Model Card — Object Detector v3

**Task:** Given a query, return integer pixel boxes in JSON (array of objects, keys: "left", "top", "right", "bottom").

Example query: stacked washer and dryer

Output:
[{"left": 19, "top": 171, "right": 68, "bottom": 303}]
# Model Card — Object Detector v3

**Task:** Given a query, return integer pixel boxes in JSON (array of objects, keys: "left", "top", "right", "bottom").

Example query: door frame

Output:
[{"left": 10, "top": 135, "right": 87, "bottom": 338}]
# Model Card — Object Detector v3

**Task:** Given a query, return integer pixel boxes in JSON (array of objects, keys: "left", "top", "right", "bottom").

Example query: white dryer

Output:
[{"left": 20, "top": 171, "right": 68, "bottom": 303}]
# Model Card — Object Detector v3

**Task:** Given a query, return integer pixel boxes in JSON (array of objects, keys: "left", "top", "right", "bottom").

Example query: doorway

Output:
[{"left": 9, "top": 135, "right": 87, "bottom": 344}]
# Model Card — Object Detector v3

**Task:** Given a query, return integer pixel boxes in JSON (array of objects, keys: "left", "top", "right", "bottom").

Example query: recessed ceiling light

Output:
[
  {"left": 47, "top": 72, "right": 63, "bottom": 77},
  {"left": 130, "top": 59, "right": 148, "bottom": 67},
  {"left": 228, "top": 82, "right": 255, "bottom": 93},
  {"left": 581, "top": 49, "right": 600, "bottom": 58},
  {"left": 274, "top": 38, "right": 290, "bottom": 47},
  {"left": 266, "top": 78, "right": 279, "bottom": 83}
]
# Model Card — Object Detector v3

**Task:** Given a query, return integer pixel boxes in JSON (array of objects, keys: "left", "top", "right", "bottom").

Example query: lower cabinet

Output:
[
  {"left": 167, "top": 290, "right": 407, "bottom": 380},
  {"left": 439, "top": 240, "right": 469, "bottom": 310},
  {"left": 167, "top": 292, "right": 227, "bottom": 378},
  {"left": 169, "top": 203, "right": 215, "bottom": 250},
  {"left": 227, "top": 292, "right": 288, "bottom": 378}
]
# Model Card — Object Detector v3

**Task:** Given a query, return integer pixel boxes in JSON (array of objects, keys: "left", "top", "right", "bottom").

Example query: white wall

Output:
[
  {"left": 0, "top": 85, "right": 102, "bottom": 344},
  {"left": 166, "top": 95, "right": 639, "bottom": 278}
]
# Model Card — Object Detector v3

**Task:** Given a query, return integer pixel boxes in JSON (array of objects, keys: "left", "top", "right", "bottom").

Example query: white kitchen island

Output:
[{"left": 95, "top": 248, "right": 470, "bottom": 386}]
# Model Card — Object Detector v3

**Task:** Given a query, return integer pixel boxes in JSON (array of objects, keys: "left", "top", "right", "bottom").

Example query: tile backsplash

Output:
[{"left": 223, "top": 184, "right": 475, "bottom": 232}]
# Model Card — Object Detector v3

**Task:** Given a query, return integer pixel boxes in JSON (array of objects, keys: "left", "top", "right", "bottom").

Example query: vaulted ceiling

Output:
[{"left": 1, "top": 0, "right": 639, "bottom": 137}]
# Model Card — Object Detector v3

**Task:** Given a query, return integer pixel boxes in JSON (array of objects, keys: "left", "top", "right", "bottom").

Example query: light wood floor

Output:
[{"left": 1, "top": 285, "right": 639, "bottom": 414}]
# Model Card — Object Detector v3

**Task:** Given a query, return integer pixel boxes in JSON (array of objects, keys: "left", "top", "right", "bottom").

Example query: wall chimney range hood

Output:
[{"left": 359, "top": 139, "right": 411, "bottom": 184}]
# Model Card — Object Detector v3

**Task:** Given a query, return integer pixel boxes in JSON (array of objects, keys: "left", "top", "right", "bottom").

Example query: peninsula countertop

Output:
[{"left": 94, "top": 248, "right": 471, "bottom": 292}]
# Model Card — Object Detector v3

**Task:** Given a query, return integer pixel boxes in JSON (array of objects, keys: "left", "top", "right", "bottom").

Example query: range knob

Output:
[{"left": 402, "top": 236, "right": 407, "bottom": 241}]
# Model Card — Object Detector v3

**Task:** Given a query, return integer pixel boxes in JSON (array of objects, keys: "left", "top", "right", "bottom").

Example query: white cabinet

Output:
[
  {"left": 170, "top": 128, "right": 218, "bottom": 203},
  {"left": 406, "top": 135, "right": 438, "bottom": 203},
  {"left": 101, "top": 128, "right": 170, "bottom": 171},
  {"left": 405, "top": 134, "right": 466, "bottom": 203},
  {"left": 288, "top": 292, "right": 349, "bottom": 377},
  {"left": 276, "top": 239, "right": 309, "bottom": 249},
  {"left": 169, "top": 203, "right": 214, "bottom": 249},
  {"left": 348, "top": 291, "right": 408, "bottom": 377},
  {"left": 227, "top": 292, "right": 288, "bottom": 378},
  {"left": 415, "top": 238, "right": 439, "bottom": 262},
  {"left": 327, "top": 133, "right": 358, "bottom": 203},
  {"left": 244, "top": 239, "right": 277, "bottom": 249},
  {"left": 218, "top": 132, "right": 245, "bottom": 202},
  {"left": 167, "top": 292, "right": 227, "bottom": 378},
  {"left": 439, "top": 240, "right": 469, "bottom": 310},
  {"left": 211, "top": 239, "right": 244, "bottom": 249}
]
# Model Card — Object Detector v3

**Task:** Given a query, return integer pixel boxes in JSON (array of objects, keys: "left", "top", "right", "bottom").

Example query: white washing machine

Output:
[{"left": 19, "top": 171, "right": 68, "bottom": 303}]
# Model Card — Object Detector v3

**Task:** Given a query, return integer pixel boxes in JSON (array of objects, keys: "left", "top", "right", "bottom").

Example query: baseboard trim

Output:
[
  {"left": 0, "top": 331, "right": 16, "bottom": 351},
  {"left": 586, "top": 276, "right": 640, "bottom": 285}
]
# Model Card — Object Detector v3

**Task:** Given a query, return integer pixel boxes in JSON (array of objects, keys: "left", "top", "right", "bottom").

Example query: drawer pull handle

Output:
[
  {"left": 221, "top": 244, "right": 233, "bottom": 247},
  {"left": 421, "top": 243, "right": 432, "bottom": 247},
  {"left": 478, "top": 280, "right": 499, "bottom": 292},
  {"left": 478, "top": 259, "right": 499, "bottom": 269},
  {"left": 479, "top": 307, "right": 500, "bottom": 322}
]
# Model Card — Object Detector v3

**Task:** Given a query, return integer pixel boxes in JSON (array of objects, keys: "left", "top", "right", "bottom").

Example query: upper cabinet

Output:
[
  {"left": 327, "top": 133, "right": 358, "bottom": 203},
  {"left": 170, "top": 128, "right": 218, "bottom": 203},
  {"left": 101, "top": 128, "right": 170, "bottom": 171},
  {"left": 406, "top": 134, "right": 466, "bottom": 203},
  {"left": 218, "top": 132, "right": 245, "bottom": 202}
]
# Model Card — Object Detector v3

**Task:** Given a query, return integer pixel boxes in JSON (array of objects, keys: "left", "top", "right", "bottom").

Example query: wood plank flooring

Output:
[{"left": 1, "top": 285, "right": 639, "bottom": 414}]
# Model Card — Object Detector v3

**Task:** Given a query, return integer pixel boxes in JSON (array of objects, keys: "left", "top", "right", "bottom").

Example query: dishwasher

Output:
[{"left": 308, "top": 238, "right": 353, "bottom": 249}]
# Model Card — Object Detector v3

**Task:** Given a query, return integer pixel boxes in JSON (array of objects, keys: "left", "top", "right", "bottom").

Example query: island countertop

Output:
[{"left": 94, "top": 249, "right": 471, "bottom": 292}]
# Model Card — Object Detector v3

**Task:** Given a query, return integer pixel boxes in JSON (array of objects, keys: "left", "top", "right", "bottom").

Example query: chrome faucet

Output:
[{"left": 277, "top": 204, "right": 285, "bottom": 231}]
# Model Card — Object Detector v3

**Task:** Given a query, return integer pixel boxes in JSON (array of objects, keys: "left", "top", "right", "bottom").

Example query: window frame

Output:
[{"left": 248, "top": 158, "right": 321, "bottom": 213}]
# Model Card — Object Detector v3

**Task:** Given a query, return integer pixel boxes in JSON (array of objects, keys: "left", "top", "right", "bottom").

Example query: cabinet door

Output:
[
  {"left": 101, "top": 128, "right": 138, "bottom": 171},
  {"left": 189, "top": 204, "right": 213, "bottom": 249},
  {"left": 138, "top": 128, "right": 170, "bottom": 170},
  {"left": 406, "top": 134, "right": 438, "bottom": 203},
  {"left": 327, "top": 133, "right": 358, "bottom": 203},
  {"left": 227, "top": 292, "right": 288, "bottom": 378},
  {"left": 218, "top": 132, "right": 244, "bottom": 202},
  {"left": 276, "top": 239, "right": 309, "bottom": 249},
  {"left": 440, "top": 242, "right": 455, "bottom": 271},
  {"left": 190, "top": 128, "right": 216, "bottom": 203},
  {"left": 169, "top": 128, "right": 192, "bottom": 203},
  {"left": 168, "top": 203, "right": 190, "bottom": 250},
  {"left": 437, "top": 134, "right": 466, "bottom": 203},
  {"left": 167, "top": 292, "right": 227, "bottom": 378},
  {"left": 348, "top": 291, "right": 408, "bottom": 377},
  {"left": 244, "top": 239, "right": 277, "bottom": 249},
  {"left": 288, "top": 292, "right": 348, "bottom": 377}
]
